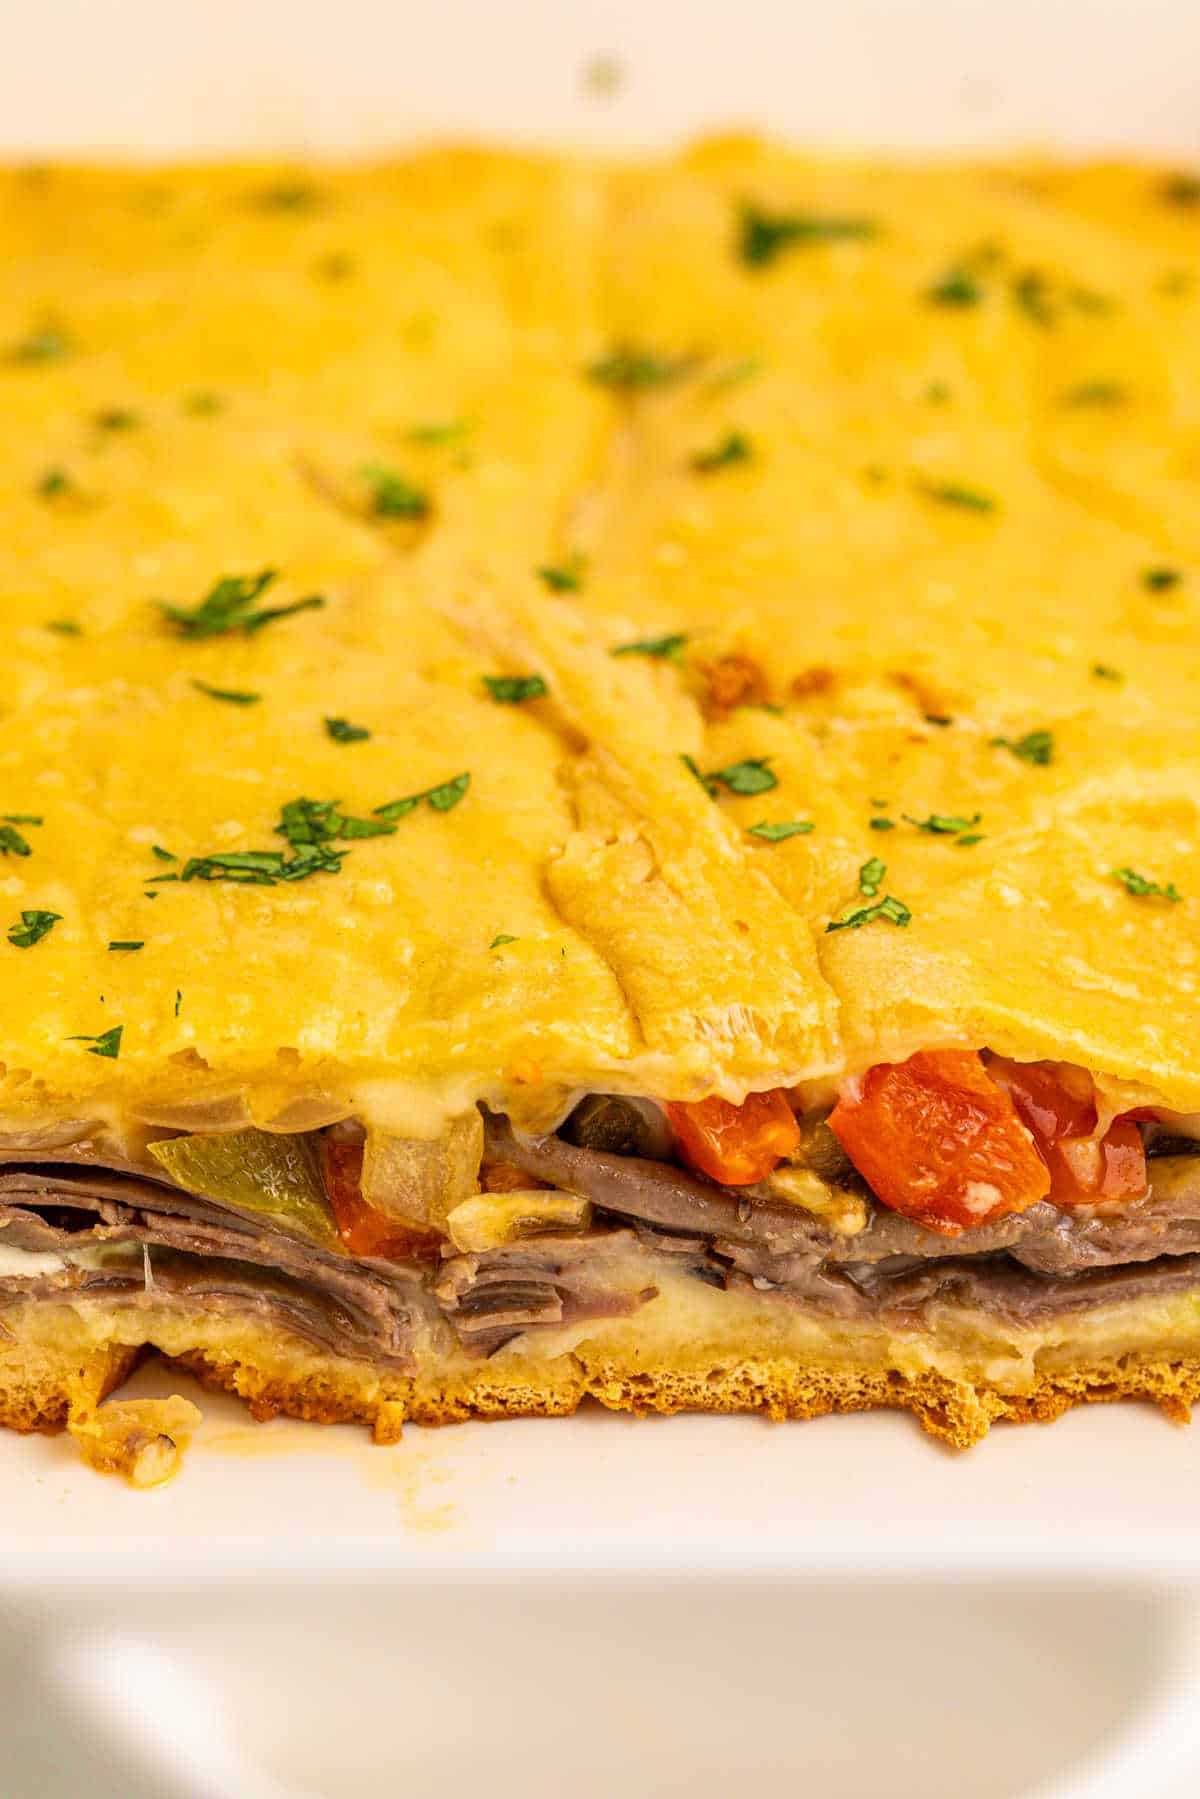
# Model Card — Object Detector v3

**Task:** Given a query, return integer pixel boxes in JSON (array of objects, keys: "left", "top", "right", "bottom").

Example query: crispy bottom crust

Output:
[
  {"left": 169, "top": 1345, "right": 1200, "bottom": 1450},
  {"left": 3, "top": 1321, "right": 1199, "bottom": 1454}
]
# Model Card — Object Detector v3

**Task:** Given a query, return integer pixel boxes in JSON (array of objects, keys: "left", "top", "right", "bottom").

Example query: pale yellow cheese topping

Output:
[{"left": 0, "top": 143, "right": 1198, "bottom": 1132}]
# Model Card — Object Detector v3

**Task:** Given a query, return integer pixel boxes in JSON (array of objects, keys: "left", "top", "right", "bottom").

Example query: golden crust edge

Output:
[{"left": 2, "top": 1326, "right": 1198, "bottom": 1453}]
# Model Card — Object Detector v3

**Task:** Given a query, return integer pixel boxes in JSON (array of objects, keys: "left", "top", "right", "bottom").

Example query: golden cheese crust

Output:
[{"left": 1, "top": 144, "right": 1198, "bottom": 1138}]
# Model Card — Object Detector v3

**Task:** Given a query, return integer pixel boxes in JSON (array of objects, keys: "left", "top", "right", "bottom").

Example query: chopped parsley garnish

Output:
[
  {"left": 869, "top": 816, "right": 895, "bottom": 832},
  {"left": 924, "top": 712, "right": 953, "bottom": 727},
  {"left": 36, "top": 467, "right": 72, "bottom": 499},
  {"left": 538, "top": 556, "right": 586, "bottom": 592},
  {"left": 180, "top": 796, "right": 395, "bottom": 886},
  {"left": 192, "top": 679, "right": 262, "bottom": 706},
  {"left": 0, "top": 824, "right": 32, "bottom": 857},
  {"left": 611, "top": 632, "right": 688, "bottom": 662},
  {"left": 67, "top": 1025, "right": 123, "bottom": 1059},
  {"left": 483, "top": 674, "right": 548, "bottom": 704},
  {"left": 160, "top": 570, "right": 325, "bottom": 639},
  {"left": 955, "top": 834, "right": 984, "bottom": 849},
  {"left": 489, "top": 934, "right": 518, "bottom": 949},
  {"left": 925, "top": 384, "right": 952, "bottom": 407},
  {"left": 917, "top": 479, "right": 997, "bottom": 514},
  {"left": 252, "top": 180, "right": 321, "bottom": 212},
  {"left": 1161, "top": 173, "right": 1200, "bottom": 208},
  {"left": 690, "top": 431, "right": 752, "bottom": 474},
  {"left": 701, "top": 758, "right": 778, "bottom": 797},
  {"left": 151, "top": 845, "right": 177, "bottom": 863},
  {"left": 183, "top": 390, "right": 223, "bottom": 415},
  {"left": 747, "top": 820, "right": 814, "bottom": 842},
  {"left": 902, "top": 811, "right": 983, "bottom": 839},
  {"left": 1111, "top": 867, "right": 1182, "bottom": 902},
  {"left": 2, "top": 814, "right": 42, "bottom": 825},
  {"left": 927, "top": 265, "right": 983, "bottom": 307},
  {"left": 826, "top": 895, "right": 912, "bottom": 933},
  {"left": 738, "top": 201, "right": 877, "bottom": 268},
  {"left": 7, "top": 910, "right": 61, "bottom": 949},
  {"left": 46, "top": 617, "right": 81, "bottom": 635},
  {"left": 108, "top": 940, "right": 144, "bottom": 952},
  {"left": 859, "top": 857, "right": 886, "bottom": 896},
  {"left": 94, "top": 406, "right": 139, "bottom": 431},
  {"left": 374, "top": 772, "right": 470, "bottom": 821},
  {"left": 174, "top": 990, "right": 183, "bottom": 1017},
  {"left": 1062, "top": 381, "right": 1127, "bottom": 408},
  {"left": 9, "top": 324, "right": 71, "bottom": 364},
  {"left": 408, "top": 418, "right": 471, "bottom": 446},
  {"left": 1143, "top": 566, "right": 1182, "bottom": 592},
  {"left": 324, "top": 715, "right": 371, "bottom": 742},
  {"left": 1012, "top": 271, "right": 1054, "bottom": 326},
  {"left": 1092, "top": 662, "right": 1123, "bottom": 683},
  {"left": 585, "top": 347, "right": 693, "bottom": 390},
  {"left": 992, "top": 729, "right": 1054, "bottom": 766},
  {"left": 361, "top": 464, "right": 430, "bottom": 520}
]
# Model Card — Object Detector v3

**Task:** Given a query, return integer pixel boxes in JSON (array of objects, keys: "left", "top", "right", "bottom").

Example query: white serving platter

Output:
[{"left": 3, "top": 2, "right": 1199, "bottom": 1793}]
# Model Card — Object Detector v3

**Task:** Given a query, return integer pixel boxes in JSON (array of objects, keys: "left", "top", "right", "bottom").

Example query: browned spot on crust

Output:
[
  {"left": 790, "top": 665, "right": 837, "bottom": 700},
  {"left": 889, "top": 668, "right": 958, "bottom": 720},
  {"left": 700, "top": 654, "right": 770, "bottom": 719}
]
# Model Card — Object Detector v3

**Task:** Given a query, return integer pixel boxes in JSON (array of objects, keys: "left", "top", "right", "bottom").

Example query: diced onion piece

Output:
[
  {"left": 148, "top": 1127, "right": 339, "bottom": 1246},
  {"left": 445, "top": 1189, "right": 592, "bottom": 1253},
  {"left": 360, "top": 1111, "right": 483, "bottom": 1229}
]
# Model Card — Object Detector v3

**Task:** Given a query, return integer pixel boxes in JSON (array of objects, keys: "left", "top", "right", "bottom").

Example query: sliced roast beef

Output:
[{"left": 486, "top": 1117, "right": 1200, "bottom": 1278}]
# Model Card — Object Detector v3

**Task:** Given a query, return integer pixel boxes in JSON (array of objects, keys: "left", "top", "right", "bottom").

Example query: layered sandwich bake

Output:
[{"left": 2, "top": 141, "right": 1199, "bottom": 1467}]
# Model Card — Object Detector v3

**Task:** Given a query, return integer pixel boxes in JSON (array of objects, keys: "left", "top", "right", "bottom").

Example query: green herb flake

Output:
[
  {"left": 324, "top": 715, "right": 371, "bottom": 742},
  {"left": 1143, "top": 566, "right": 1182, "bottom": 592},
  {"left": 1111, "top": 866, "right": 1182, "bottom": 902},
  {"left": 361, "top": 464, "right": 430, "bottom": 520},
  {"left": 738, "top": 201, "right": 877, "bottom": 269},
  {"left": 251, "top": 180, "right": 321, "bottom": 212},
  {"left": 1012, "top": 271, "right": 1055, "bottom": 326},
  {"left": 36, "top": 467, "right": 72, "bottom": 500},
  {"left": 160, "top": 570, "right": 325, "bottom": 639},
  {"left": 94, "top": 406, "right": 140, "bottom": 431},
  {"left": 859, "top": 856, "right": 887, "bottom": 896},
  {"left": 538, "top": 556, "right": 586, "bottom": 593},
  {"left": 1061, "top": 381, "right": 1127, "bottom": 408},
  {"left": 67, "top": 1025, "right": 123, "bottom": 1059},
  {"left": 174, "top": 990, "right": 182, "bottom": 1017},
  {"left": 992, "top": 729, "right": 1054, "bottom": 766},
  {"left": 585, "top": 347, "right": 693, "bottom": 391},
  {"left": 611, "top": 632, "right": 688, "bottom": 662},
  {"left": 408, "top": 418, "right": 471, "bottom": 446},
  {"left": 923, "top": 713, "right": 953, "bottom": 727},
  {"left": 706, "top": 758, "right": 778, "bottom": 797},
  {"left": 826, "top": 894, "right": 912, "bottom": 934},
  {"left": 482, "top": 674, "right": 548, "bottom": 705},
  {"left": 0, "top": 825, "right": 32, "bottom": 858},
  {"left": 1160, "top": 173, "right": 1200, "bottom": 208},
  {"left": 2, "top": 814, "right": 42, "bottom": 825},
  {"left": 151, "top": 845, "right": 177, "bottom": 863},
  {"left": 9, "top": 324, "right": 71, "bottom": 365},
  {"left": 955, "top": 834, "right": 985, "bottom": 848},
  {"left": 374, "top": 773, "right": 470, "bottom": 823},
  {"left": 45, "top": 616, "right": 82, "bottom": 635},
  {"left": 917, "top": 478, "right": 997, "bottom": 514},
  {"left": 925, "top": 384, "right": 952, "bottom": 406},
  {"left": 927, "top": 266, "right": 983, "bottom": 307},
  {"left": 192, "top": 679, "right": 262, "bottom": 706},
  {"left": 869, "top": 816, "right": 895, "bottom": 832},
  {"left": 1092, "top": 662, "right": 1123, "bottom": 683},
  {"left": 747, "top": 820, "right": 815, "bottom": 842},
  {"left": 902, "top": 811, "right": 983, "bottom": 837},
  {"left": 1068, "top": 286, "right": 1115, "bottom": 316},
  {"left": 489, "top": 934, "right": 518, "bottom": 949},
  {"left": 107, "top": 940, "right": 144, "bottom": 952},
  {"left": 7, "top": 909, "right": 61, "bottom": 949},
  {"left": 183, "top": 390, "right": 223, "bottom": 416},
  {"left": 690, "top": 431, "right": 752, "bottom": 474}
]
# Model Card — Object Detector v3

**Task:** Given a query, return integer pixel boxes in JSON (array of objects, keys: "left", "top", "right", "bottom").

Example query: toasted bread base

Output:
[{"left": 3, "top": 1304, "right": 1198, "bottom": 1454}]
